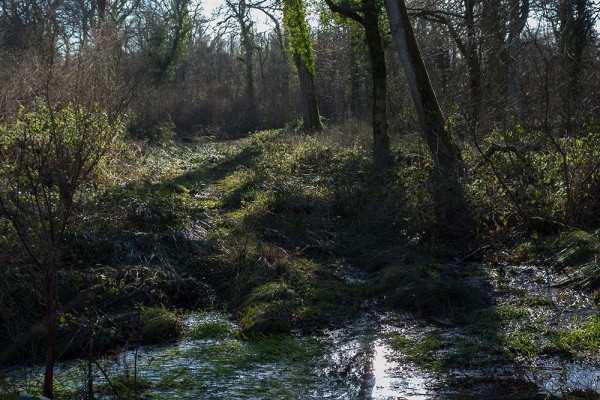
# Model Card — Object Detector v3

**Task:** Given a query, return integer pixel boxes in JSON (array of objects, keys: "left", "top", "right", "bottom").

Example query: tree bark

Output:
[
  {"left": 385, "top": 0, "right": 474, "bottom": 240},
  {"left": 241, "top": 26, "right": 258, "bottom": 129},
  {"left": 282, "top": 0, "right": 322, "bottom": 131},
  {"left": 324, "top": 0, "right": 390, "bottom": 167},
  {"left": 294, "top": 52, "right": 322, "bottom": 131},
  {"left": 464, "top": 0, "right": 482, "bottom": 126},
  {"left": 363, "top": 0, "right": 390, "bottom": 167},
  {"left": 229, "top": 0, "right": 258, "bottom": 132}
]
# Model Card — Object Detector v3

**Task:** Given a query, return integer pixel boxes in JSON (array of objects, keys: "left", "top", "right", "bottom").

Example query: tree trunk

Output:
[
  {"left": 242, "top": 35, "right": 258, "bottom": 131},
  {"left": 43, "top": 258, "right": 58, "bottom": 398},
  {"left": 350, "top": 44, "right": 361, "bottom": 118},
  {"left": 560, "top": 0, "right": 590, "bottom": 133},
  {"left": 464, "top": 0, "right": 482, "bottom": 126},
  {"left": 385, "top": 0, "right": 474, "bottom": 240},
  {"left": 294, "top": 52, "right": 322, "bottom": 131},
  {"left": 363, "top": 0, "right": 390, "bottom": 167},
  {"left": 323, "top": 0, "right": 390, "bottom": 167},
  {"left": 505, "top": 0, "right": 528, "bottom": 119}
]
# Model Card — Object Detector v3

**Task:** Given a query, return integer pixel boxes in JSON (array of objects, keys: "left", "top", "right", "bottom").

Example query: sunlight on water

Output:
[
  {"left": 527, "top": 361, "right": 600, "bottom": 396},
  {"left": 369, "top": 339, "right": 432, "bottom": 400}
]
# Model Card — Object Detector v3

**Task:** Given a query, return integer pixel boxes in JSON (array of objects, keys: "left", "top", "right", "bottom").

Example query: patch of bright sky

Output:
[{"left": 198, "top": 0, "right": 281, "bottom": 34}]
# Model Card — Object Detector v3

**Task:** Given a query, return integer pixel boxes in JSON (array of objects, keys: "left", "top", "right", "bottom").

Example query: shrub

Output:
[{"left": 0, "top": 99, "right": 122, "bottom": 395}]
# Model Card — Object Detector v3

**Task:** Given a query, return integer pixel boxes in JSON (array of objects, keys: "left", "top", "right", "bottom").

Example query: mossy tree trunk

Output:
[
  {"left": 385, "top": 0, "right": 474, "bottom": 240},
  {"left": 324, "top": 0, "right": 390, "bottom": 167},
  {"left": 294, "top": 51, "right": 321, "bottom": 131},
  {"left": 283, "top": 0, "right": 322, "bottom": 131}
]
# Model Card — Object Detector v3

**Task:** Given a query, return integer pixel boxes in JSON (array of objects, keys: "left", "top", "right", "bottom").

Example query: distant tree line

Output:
[{"left": 0, "top": 0, "right": 597, "bottom": 139}]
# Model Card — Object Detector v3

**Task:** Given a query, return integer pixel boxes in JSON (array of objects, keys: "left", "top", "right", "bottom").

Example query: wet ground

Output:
[
  {"left": 2, "top": 312, "right": 437, "bottom": 399},
  {"left": 2, "top": 264, "right": 600, "bottom": 399}
]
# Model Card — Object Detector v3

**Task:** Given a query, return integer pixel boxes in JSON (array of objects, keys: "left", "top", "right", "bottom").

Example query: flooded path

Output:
[
  {"left": 3, "top": 264, "right": 600, "bottom": 399},
  {"left": 2, "top": 311, "right": 439, "bottom": 399}
]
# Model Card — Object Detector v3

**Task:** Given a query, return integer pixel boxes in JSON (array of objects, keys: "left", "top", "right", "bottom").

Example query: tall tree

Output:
[
  {"left": 479, "top": 0, "right": 529, "bottom": 120},
  {"left": 145, "top": 0, "right": 192, "bottom": 83},
  {"left": 324, "top": 0, "right": 390, "bottom": 167},
  {"left": 409, "top": 0, "right": 483, "bottom": 126},
  {"left": 556, "top": 0, "right": 594, "bottom": 131},
  {"left": 283, "top": 0, "right": 322, "bottom": 130},
  {"left": 385, "top": 0, "right": 473, "bottom": 240}
]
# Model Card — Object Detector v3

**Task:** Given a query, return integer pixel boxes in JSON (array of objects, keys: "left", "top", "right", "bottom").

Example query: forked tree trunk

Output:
[
  {"left": 323, "top": 0, "right": 390, "bottom": 167},
  {"left": 385, "top": 0, "right": 474, "bottom": 240}
]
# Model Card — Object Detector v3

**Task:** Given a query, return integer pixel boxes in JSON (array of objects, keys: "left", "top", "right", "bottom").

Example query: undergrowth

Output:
[{"left": 3, "top": 122, "right": 600, "bottom": 400}]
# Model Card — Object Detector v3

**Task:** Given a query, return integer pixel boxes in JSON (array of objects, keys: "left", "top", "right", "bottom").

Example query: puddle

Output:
[
  {"left": 368, "top": 339, "right": 432, "bottom": 400},
  {"left": 1, "top": 312, "right": 436, "bottom": 399},
  {"left": 491, "top": 265, "right": 600, "bottom": 397},
  {"left": 316, "top": 313, "right": 438, "bottom": 399},
  {"left": 524, "top": 359, "right": 600, "bottom": 396}
]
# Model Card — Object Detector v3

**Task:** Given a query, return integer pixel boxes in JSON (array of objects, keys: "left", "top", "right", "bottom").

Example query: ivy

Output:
[{"left": 283, "top": 0, "right": 316, "bottom": 75}]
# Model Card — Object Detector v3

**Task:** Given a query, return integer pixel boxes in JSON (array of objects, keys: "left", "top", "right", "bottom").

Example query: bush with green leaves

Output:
[
  {"left": 0, "top": 99, "right": 122, "bottom": 255},
  {"left": 0, "top": 98, "right": 122, "bottom": 397},
  {"left": 465, "top": 125, "right": 600, "bottom": 232}
]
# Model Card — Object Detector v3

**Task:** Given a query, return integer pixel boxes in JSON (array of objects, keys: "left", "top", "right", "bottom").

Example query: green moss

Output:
[{"left": 219, "top": 169, "right": 259, "bottom": 208}]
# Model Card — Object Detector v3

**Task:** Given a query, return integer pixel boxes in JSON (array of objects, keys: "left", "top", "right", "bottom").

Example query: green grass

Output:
[
  {"left": 389, "top": 330, "right": 446, "bottom": 370},
  {"left": 190, "top": 313, "right": 239, "bottom": 339},
  {"left": 554, "top": 315, "right": 600, "bottom": 356},
  {"left": 139, "top": 306, "right": 183, "bottom": 343}
]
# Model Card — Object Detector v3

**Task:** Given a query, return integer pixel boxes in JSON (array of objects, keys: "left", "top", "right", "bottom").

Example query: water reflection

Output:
[
  {"left": 3, "top": 313, "right": 437, "bottom": 399},
  {"left": 369, "top": 339, "right": 432, "bottom": 400},
  {"left": 4, "top": 307, "right": 600, "bottom": 398}
]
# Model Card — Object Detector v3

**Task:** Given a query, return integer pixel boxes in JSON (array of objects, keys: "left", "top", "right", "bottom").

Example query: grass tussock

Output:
[
  {"left": 139, "top": 306, "right": 183, "bottom": 344},
  {"left": 551, "top": 230, "right": 600, "bottom": 291}
]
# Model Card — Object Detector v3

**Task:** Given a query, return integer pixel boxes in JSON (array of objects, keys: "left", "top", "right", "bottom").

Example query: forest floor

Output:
[{"left": 2, "top": 128, "right": 600, "bottom": 399}]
